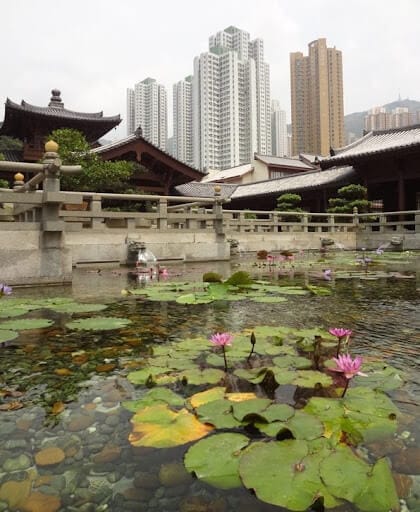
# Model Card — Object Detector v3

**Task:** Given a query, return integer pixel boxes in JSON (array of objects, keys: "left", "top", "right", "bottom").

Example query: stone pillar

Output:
[
  {"left": 40, "top": 141, "right": 70, "bottom": 281},
  {"left": 158, "top": 198, "right": 168, "bottom": 230},
  {"left": 213, "top": 186, "right": 224, "bottom": 236}
]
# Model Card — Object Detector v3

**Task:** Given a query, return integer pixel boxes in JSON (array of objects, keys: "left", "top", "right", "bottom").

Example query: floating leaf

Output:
[
  {"left": 251, "top": 296, "right": 288, "bottom": 303},
  {"left": 129, "top": 404, "right": 213, "bottom": 448},
  {"left": 272, "top": 355, "right": 312, "bottom": 370},
  {"left": 48, "top": 302, "right": 108, "bottom": 314},
  {"left": 123, "top": 388, "right": 185, "bottom": 412},
  {"left": 353, "top": 458, "right": 399, "bottom": 512},
  {"left": 179, "top": 368, "right": 225, "bottom": 386},
  {"left": 319, "top": 445, "right": 372, "bottom": 502},
  {"left": 0, "top": 307, "right": 31, "bottom": 318},
  {"left": 176, "top": 294, "right": 214, "bottom": 305},
  {"left": 257, "top": 403, "right": 295, "bottom": 423},
  {"left": 231, "top": 398, "right": 272, "bottom": 422},
  {"left": 0, "top": 330, "right": 18, "bottom": 344},
  {"left": 239, "top": 440, "right": 339, "bottom": 511},
  {"left": 65, "top": 316, "right": 131, "bottom": 331},
  {"left": 291, "top": 370, "right": 333, "bottom": 388},
  {"left": 234, "top": 367, "right": 269, "bottom": 384},
  {"left": 127, "top": 366, "right": 171, "bottom": 385},
  {"left": 184, "top": 433, "right": 249, "bottom": 489},
  {"left": 189, "top": 387, "right": 226, "bottom": 409},
  {"left": 0, "top": 318, "right": 54, "bottom": 330},
  {"left": 196, "top": 399, "right": 240, "bottom": 429},
  {"left": 225, "top": 392, "right": 258, "bottom": 402}
]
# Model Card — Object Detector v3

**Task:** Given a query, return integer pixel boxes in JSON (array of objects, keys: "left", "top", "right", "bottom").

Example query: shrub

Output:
[
  {"left": 202, "top": 272, "right": 223, "bottom": 283},
  {"left": 225, "top": 271, "right": 253, "bottom": 286},
  {"left": 327, "top": 185, "right": 370, "bottom": 214}
]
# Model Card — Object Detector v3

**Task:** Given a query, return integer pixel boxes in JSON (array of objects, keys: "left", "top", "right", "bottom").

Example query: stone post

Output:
[
  {"left": 213, "top": 186, "right": 224, "bottom": 236},
  {"left": 352, "top": 207, "right": 359, "bottom": 231},
  {"left": 158, "top": 198, "right": 168, "bottom": 230}
]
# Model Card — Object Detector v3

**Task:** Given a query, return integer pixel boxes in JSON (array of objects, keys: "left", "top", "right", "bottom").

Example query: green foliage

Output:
[
  {"left": 327, "top": 184, "right": 370, "bottom": 214},
  {"left": 202, "top": 272, "right": 223, "bottom": 283},
  {"left": 0, "top": 136, "right": 23, "bottom": 151},
  {"left": 276, "top": 193, "right": 303, "bottom": 213},
  {"left": 0, "top": 153, "right": 4, "bottom": 162},
  {"left": 48, "top": 128, "right": 134, "bottom": 192},
  {"left": 0, "top": 178, "right": 9, "bottom": 188},
  {"left": 225, "top": 271, "right": 253, "bottom": 286},
  {"left": 244, "top": 209, "right": 257, "bottom": 219}
]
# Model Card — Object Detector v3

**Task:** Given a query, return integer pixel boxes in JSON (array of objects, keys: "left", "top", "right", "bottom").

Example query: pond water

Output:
[{"left": 0, "top": 251, "right": 419, "bottom": 512}]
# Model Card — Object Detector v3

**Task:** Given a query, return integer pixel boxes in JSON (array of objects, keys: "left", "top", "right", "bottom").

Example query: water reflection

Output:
[{"left": 1, "top": 254, "right": 419, "bottom": 511}]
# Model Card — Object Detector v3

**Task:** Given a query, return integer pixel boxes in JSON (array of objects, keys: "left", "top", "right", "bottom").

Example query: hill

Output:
[{"left": 344, "top": 99, "right": 420, "bottom": 139}]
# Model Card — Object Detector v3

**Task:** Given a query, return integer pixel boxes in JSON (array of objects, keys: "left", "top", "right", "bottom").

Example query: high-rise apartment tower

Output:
[
  {"left": 126, "top": 78, "right": 167, "bottom": 150},
  {"left": 271, "top": 100, "right": 288, "bottom": 157},
  {"left": 191, "top": 26, "right": 271, "bottom": 171},
  {"left": 290, "top": 38, "right": 344, "bottom": 156},
  {"left": 173, "top": 76, "right": 193, "bottom": 166}
]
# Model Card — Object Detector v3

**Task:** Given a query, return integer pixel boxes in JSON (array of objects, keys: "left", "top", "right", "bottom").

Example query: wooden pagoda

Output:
[{"left": 0, "top": 89, "right": 121, "bottom": 162}]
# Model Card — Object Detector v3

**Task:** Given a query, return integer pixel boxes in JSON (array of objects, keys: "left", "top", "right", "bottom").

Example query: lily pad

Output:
[
  {"left": 0, "top": 318, "right": 54, "bottom": 330},
  {"left": 232, "top": 398, "right": 272, "bottom": 422},
  {"left": 196, "top": 399, "right": 240, "bottom": 429},
  {"left": 272, "top": 355, "right": 312, "bottom": 370},
  {"left": 179, "top": 368, "right": 225, "bottom": 386},
  {"left": 251, "top": 296, "right": 288, "bottom": 303},
  {"left": 123, "top": 388, "right": 185, "bottom": 412},
  {"left": 0, "top": 307, "right": 32, "bottom": 318},
  {"left": 127, "top": 366, "right": 170, "bottom": 385},
  {"left": 65, "top": 316, "right": 131, "bottom": 331},
  {"left": 0, "top": 330, "right": 19, "bottom": 344},
  {"left": 239, "top": 440, "right": 340, "bottom": 511},
  {"left": 189, "top": 387, "right": 226, "bottom": 409},
  {"left": 129, "top": 404, "right": 213, "bottom": 448},
  {"left": 184, "top": 433, "right": 249, "bottom": 489},
  {"left": 291, "top": 370, "right": 333, "bottom": 388},
  {"left": 48, "top": 302, "right": 108, "bottom": 314}
]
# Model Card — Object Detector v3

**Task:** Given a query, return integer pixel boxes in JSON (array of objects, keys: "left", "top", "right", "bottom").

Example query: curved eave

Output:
[
  {"left": 321, "top": 141, "right": 420, "bottom": 169},
  {"left": 4, "top": 98, "right": 120, "bottom": 123}
]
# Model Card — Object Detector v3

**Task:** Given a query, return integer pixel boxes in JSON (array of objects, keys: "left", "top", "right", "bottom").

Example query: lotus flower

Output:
[
  {"left": 210, "top": 332, "right": 233, "bottom": 347},
  {"left": 331, "top": 354, "right": 366, "bottom": 379},
  {"left": 210, "top": 332, "right": 233, "bottom": 372},
  {"left": 330, "top": 354, "right": 366, "bottom": 397},
  {"left": 329, "top": 328, "right": 352, "bottom": 339},
  {"left": 0, "top": 284, "right": 12, "bottom": 296}
]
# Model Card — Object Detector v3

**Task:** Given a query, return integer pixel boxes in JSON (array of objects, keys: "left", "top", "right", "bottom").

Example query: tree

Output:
[
  {"left": 276, "top": 193, "right": 303, "bottom": 212},
  {"left": 327, "top": 184, "right": 370, "bottom": 214},
  {"left": 47, "top": 128, "right": 134, "bottom": 193},
  {"left": 0, "top": 136, "right": 23, "bottom": 152}
]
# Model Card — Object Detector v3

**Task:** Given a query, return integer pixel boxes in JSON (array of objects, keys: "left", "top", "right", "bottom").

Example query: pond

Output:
[{"left": 0, "top": 251, "right": 419, "bottom": 512}]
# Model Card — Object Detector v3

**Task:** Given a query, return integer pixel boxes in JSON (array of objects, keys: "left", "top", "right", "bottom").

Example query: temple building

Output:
[{"left": 0, "top": 89, "right": 121, "bottom": 162}]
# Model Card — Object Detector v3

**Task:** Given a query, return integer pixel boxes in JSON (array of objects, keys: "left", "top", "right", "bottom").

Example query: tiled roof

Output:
[
  {"left": 4, "top": 98, "right": 120, "bottom": 123},
  {"left": 176, "top": 166, "right": 356, "bottom": 200},
  {"left": 321, "top": 125, "right": 420, "bottom": 168},
  {"left": 200, "top": 163, "right": 253, "bottom": 182},
  {"left": 93, "top": 134, "right": 205, "bottom": 174},
  {"left": 0, "top": 149, "right": 23, "bottom": 162},
  {"left": 255, "top": 154, "right": 315, "bottom": 169},
  {"left": 175, "top": 182, "right": 238, "bottom": 199},
  {"left": 231, "top": 166, "right": 356, "bottom": 199}
]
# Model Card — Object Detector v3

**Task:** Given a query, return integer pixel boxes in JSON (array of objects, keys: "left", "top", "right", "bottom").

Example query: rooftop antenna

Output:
[{"left": 398, "top": 91, "right": 401, "bottom": 102}]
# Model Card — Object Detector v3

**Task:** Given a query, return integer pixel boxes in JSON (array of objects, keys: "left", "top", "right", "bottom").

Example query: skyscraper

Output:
[
  {"left": 271, "top": 100, "right": 288, "bottom": 157},
  {"left": 173, "top": 76, "right": 193, "bottom": 166},
  {"left": 126, "top": 78, "right": 167, "bottom": 150},
  {"left": 191, "top": 26, "right": 271, "bottom": 171},
  {"left": 290, "top": 38, "right": 344, "bottom": 156}
]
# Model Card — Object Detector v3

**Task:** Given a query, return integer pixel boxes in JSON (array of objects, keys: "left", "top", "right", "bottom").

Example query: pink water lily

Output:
[
  {"left": 331, "top": 354, "right": 366, "bottom": 397},
  {"left": 331, "top": 354, "right": 367, "bottom": 379},
  {"left": 0, "top": 284, "right": 12, "bottom": 296},
  {"left": 210, "top": 332, "right": 233, "bottom": 347},
  {"left": 329, "top": 328, "right": 352, "bottom": 339},
  {"left": 210, "top": 332, "right": 233, "bottom": 372}
]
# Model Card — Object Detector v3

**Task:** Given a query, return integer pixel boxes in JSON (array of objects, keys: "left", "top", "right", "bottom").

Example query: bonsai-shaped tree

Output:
[
  {"left": 276, "top": 193, "right": 303, "bottom": 221},
  {"left": 327, "top": 184, "right": 370, "bottom": 214},
  {"left": 47, "top": 128, "right": 134, "bottom": 193}
]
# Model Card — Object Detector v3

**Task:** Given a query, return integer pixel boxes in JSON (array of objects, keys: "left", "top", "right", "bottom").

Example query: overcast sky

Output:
[{"left": 1, "top": 0, "right": 418, "bottom": 140}]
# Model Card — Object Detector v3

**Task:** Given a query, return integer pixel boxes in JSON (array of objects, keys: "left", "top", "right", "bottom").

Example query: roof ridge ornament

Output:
[{"left": 48, "top": 89, "right": 64, "bottom": 109}]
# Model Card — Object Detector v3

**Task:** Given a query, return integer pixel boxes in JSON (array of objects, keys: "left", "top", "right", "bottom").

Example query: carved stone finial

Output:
[
  {"left": 48, "top": 89, "right": 64, "bottom": 108},
  {"left": 134, "top": 126, "right": 143, "bottom": 138},
  {"left": 214, "top": 185, "right": 221, "bottom": 195}
]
